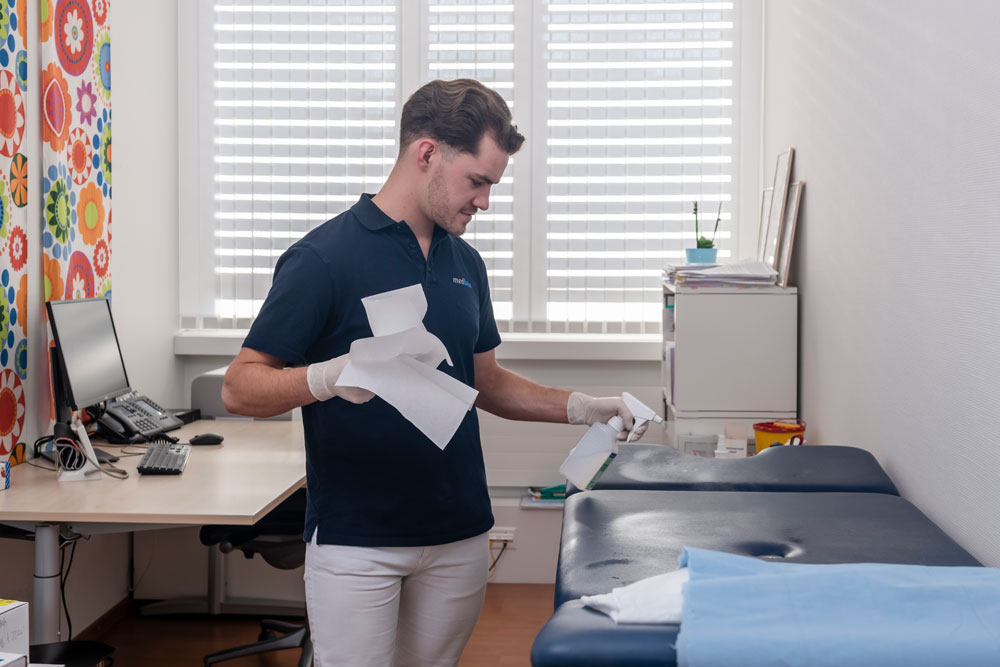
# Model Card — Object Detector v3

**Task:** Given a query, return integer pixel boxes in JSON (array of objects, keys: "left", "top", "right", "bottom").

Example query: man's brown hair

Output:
[{"left": 399, "top": 79, "right": 525, "bottom": 156}]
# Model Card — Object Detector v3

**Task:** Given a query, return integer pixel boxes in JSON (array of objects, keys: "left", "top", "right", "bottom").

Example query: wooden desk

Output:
[{"left": 0, "top": 419, "right": 306, "bottom": 644}]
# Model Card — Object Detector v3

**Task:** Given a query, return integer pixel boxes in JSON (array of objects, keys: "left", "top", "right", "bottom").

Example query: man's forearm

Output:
[
  {"left": 475, "top": 365, "right": 571, "bottom": 423},
  {"left": 222, "top": 363, "right": 316, "bottom": 418}
]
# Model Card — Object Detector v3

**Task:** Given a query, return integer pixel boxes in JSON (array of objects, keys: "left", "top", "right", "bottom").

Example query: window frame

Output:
[{"left": 177, "top": 0, "right": 762, "bottom": 355}]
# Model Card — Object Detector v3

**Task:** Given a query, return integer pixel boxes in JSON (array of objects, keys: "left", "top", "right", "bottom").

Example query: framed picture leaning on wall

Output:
[
  {"left": 756, "top": 186, "right": 774, "bottom": 261},
  {"left": 761, "top": 148, "right": 795, "bottom": 268},
  {"left": 776, "top": 181, "right": 804, "bottom": 288}
]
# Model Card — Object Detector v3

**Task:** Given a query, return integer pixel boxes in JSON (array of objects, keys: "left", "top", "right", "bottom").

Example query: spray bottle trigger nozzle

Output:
[{"left": 621, "top": 392, "right": 664, "bottom": 442}]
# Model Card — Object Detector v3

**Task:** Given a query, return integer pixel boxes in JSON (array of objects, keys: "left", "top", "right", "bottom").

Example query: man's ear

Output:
[{"left": 413, "top": 138, "right": 437, "bottom": 171}]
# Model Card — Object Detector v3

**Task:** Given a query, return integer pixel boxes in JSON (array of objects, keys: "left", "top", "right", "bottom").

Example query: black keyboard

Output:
[{"left": 137, "top": 443, "right": 191, "bottom": 475}]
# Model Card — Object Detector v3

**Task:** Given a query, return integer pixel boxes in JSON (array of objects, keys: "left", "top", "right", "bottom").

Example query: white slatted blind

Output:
[
  {"left": 185, "top": 0, "right": 743, "bottom": 335},
  {"left": 196, "top": 0, "right": 397, "bottom": 328},
  {"left": 543, "top": 0, "right": 734, "bottom": 334},
  {"left": 426, "top": 0, "right": 517, "bottom": 324}
]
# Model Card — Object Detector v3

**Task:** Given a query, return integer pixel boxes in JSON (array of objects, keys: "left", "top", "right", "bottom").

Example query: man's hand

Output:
[
  {"left": 307, "top": 354, "right": 375, "bottom": 404},
  {"left": 566, "top": 392, "right": 647, "bottom": 441}
]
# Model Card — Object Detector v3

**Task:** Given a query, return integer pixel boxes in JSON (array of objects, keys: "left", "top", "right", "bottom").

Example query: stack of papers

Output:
[
  {"left": 665, "top": 260, "right": 777, "bottom": 287},
  {"left": 663, "top": 262, "right": 719, "bottom": 282},
  {"left": 337, "top": 285, "right": 479, "bottom": 450}
]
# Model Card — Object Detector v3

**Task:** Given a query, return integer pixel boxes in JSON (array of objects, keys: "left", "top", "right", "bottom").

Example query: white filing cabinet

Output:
[{"left": 662, "top": 281, "right": 798, "bottom": 451}]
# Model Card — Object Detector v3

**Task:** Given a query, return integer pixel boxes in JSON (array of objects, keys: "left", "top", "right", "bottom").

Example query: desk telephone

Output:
[{"left": 97, "top": 393, "right": 184, "bottom": 442}]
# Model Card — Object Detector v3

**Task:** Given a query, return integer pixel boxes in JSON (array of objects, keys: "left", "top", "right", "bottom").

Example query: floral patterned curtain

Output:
[
  {"left": 39, "top": 0, "right": 110, "bottom": 429},
  {"left": 0, "top": 0, "right": 112, "bottom": 471},
  {"left": 0, "top": 0, "right": 29, "bottom": 464},
  {"left": 41, "top": 0, "right": 111, "bottom": 307}
]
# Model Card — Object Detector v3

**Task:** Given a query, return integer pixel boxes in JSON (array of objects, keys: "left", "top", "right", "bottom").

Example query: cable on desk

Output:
[
  {"left": 55, "top": 436, "right": 129, "bottom": 480},
  {"left": 28, "top": 435, "right": 59, "bottom": 471},
  {"left": 31, "top": 431, "right": 130, "bottom": 479},
  {"left": 25, "top": 457, "right": 57, "bottom": 472}
]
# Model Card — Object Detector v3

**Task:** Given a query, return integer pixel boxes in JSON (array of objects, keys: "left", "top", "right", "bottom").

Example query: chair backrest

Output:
[
  {"left": 192, "top": 366, "right": 295, "bottom": 420},
  {"left": 200, "top": 488, "right": 307, "bottom": 570}
]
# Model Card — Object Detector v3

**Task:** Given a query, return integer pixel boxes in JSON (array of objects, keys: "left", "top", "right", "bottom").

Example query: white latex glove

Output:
[
  {"left": 566, "top": 392, "right": 645, "bottom": 441},
  {"left": 307, "top": 353, "right": 375, "bottom": 404}
]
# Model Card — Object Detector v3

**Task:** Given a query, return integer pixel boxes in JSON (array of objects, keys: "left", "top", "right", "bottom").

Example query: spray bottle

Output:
[
  {"left": 622, "top": 392, "right": 664, "bottom": 442},
  {"left": 559, "top": 415, "right": 625, "bottom": 491}
]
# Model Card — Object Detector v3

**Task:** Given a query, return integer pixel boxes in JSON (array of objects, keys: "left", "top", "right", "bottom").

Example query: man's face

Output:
[{"left": 425, "top": 134, "right": 509, "bottom": 237}]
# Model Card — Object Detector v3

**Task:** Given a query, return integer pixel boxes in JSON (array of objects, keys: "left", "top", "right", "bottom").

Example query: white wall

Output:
[
  {"left": 113, "top": 0, "right": 184, "bottom": 405},
  {"left": 762, "top": 0, "right": 1000, "bottom": 564}
]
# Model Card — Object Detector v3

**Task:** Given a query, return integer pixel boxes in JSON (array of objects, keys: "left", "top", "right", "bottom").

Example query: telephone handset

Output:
[
  {"left": 97, "top": 411, "right": 130, "bottom": 439},
  {"left": 96, "top": 395, "right": 184, "bottom": 443}
]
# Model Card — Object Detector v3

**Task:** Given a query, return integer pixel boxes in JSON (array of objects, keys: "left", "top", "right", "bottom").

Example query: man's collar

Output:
[
  {"left": 354, "top": 194, "right": 454, "bottom": 247},
  {"left": 354, "top": 193, "right": 398, "bottom": 231}
]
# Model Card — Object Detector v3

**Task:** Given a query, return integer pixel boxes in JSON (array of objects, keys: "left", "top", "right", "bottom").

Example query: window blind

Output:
[
  {"left": 426, "top": 0, "right": 517, "bottom": 326},
  {"left": 199, "top": 0, "right": 397, "bottom": 328},
  {"left": 185, "top": 0, "right": 742, "bottom": 335},
  {"left": 542, "top": 0, "right": 734, "bottom": 334}
]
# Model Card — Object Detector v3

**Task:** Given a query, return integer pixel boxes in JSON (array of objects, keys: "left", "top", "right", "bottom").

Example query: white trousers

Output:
[{"left": 304, "top": 530, "right": 490, "bottom": 667}]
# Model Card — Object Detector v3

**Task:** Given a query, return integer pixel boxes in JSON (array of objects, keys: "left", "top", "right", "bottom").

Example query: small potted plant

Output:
[{"left": 685, "top": 201, "right": 721, "bottom": 264}]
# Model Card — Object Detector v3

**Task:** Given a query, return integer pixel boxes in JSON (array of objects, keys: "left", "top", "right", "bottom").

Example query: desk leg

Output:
[
  {"left": 33, "top": 523, "right": 61, "bottom": 643},
  {"left": 208, "top": 546, "right": 224, "bottom": 614}
]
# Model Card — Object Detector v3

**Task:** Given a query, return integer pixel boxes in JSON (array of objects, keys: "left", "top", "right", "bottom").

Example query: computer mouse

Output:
[{"left": 189, "top": 433, "right": 224, "bottom": 446}]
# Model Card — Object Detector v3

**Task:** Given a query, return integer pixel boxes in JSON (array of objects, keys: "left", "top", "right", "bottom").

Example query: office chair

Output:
[{"left": 199, "top": 487, "right": 312, "bottom": 667}]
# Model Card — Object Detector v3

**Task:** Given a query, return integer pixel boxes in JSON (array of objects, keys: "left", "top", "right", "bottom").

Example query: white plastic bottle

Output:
[{"left": 559, "top": 415, "right": 625, "bottom": 490}]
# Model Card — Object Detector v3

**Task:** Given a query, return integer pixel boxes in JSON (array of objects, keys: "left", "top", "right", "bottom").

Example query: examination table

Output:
[
  {"left": 564, "top": 444, "right": 899, "bottom": 496},
  {"left": 532, "top": 490, "right": 980, "bottom": 666}
]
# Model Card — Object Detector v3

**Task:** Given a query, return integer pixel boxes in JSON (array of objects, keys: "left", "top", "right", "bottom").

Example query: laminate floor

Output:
[{"left": 88, "top": 583, "right": 554, "bottom": 666}]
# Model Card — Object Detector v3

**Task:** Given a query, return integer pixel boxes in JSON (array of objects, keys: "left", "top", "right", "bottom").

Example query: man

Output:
[{"left": 222, "top": 79, "right": 647, "bottom": 666}]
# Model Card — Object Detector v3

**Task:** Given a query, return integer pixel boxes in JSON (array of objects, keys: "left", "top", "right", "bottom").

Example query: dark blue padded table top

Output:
[
  {"left": 535, "top": 490, "right": 979, "bottom": 666},
  {"left": 555, "top": 490, "right": 977, "bottom": 607},
  {"left": 533, "top": 601, "right": 679, "bottom": 667},
  {"left": 565, "top": 444, "right": 899, "bottom": 496}
]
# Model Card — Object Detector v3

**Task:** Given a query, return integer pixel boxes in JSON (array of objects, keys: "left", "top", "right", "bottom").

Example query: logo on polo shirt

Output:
[{"left": 452, "top": 277, "right": 472, "bottom": 289}]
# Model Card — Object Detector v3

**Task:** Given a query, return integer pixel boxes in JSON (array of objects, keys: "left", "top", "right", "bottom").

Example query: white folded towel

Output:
[{"left": 580, "top": 568, "right": 689, "bottom": 624}]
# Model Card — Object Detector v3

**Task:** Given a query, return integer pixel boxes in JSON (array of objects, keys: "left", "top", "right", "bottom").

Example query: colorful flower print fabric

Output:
[
  {"left": 41, "top": 0, "right": 111, "bottom": 299},
  {"left": 41, "top": 0, "right": 111, "bottom": 446},
  {"left": 0, "top": 0, "right": 26, "bottom": 466}
]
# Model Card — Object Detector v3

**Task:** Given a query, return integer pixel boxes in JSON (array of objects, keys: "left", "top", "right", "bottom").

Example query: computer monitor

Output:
[{"left": 46, "top": 297, "right": 131, "bottom": 411}]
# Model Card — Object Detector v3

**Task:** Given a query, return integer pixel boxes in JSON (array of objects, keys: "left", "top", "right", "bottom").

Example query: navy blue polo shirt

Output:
[{"left": 243, "top": 194, "right": 502, "bottom": 547}]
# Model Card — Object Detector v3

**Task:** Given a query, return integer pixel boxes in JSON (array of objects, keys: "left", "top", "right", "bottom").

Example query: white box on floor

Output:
[
  {"left": 0, "top": 600, "right": 28, "bottom": 657},
  {"left": 0, "top": 653, "right": 26, "bottom": 667}
]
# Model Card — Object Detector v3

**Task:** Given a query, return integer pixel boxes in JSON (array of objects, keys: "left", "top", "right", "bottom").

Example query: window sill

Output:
[{"left": 173, "top": 330, "right": 661, "bottom": 362}]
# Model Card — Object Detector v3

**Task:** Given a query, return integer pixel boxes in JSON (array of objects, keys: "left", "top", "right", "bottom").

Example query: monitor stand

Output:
[{"left": 56, "top": 418, "right": 101, "bottom": 482}]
